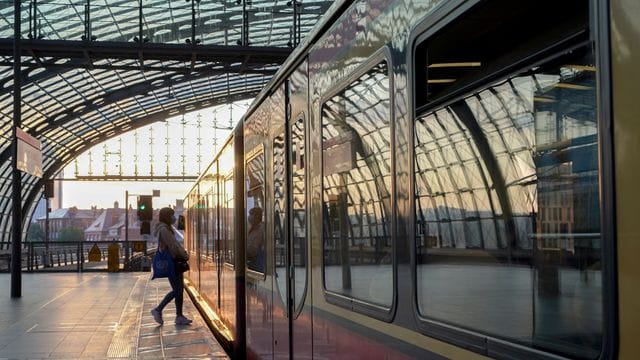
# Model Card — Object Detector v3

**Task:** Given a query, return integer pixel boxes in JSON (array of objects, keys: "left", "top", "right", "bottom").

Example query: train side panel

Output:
[
  {"left": 307, "top": 0, "right": 468, "bottom": 358},
  {"left": 184, "top": 131, "right": 245, "bottom": 357},
  {"left": 244, "top": 98, "right": 275, "bottom": 359},
  {"left": 289, "top": 59, "right": 314, "bottom": 359},
  {"left": 308, "top": 0, "right": 614, "bottom": 359},
  {"left": 611, "top": 0, "right": 640, "bottom": 358},
  {"left": 269, "top": 84, "right": 290, "bottom": 358},
  {"left": 183, "top": 0, "right": 639, "bottom": 358},
  {"left": 217, "top": 136, "right": 242, "bottom": 352}
]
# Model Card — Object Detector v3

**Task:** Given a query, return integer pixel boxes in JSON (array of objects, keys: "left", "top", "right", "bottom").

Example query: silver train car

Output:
[{"left": 183, "top": 0, "right": 640, "bottom": 358}]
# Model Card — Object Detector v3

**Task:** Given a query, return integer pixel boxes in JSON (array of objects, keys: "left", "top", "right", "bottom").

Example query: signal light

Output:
[{"left": 137, "top": 195, "right": 153, "bottom": 221}]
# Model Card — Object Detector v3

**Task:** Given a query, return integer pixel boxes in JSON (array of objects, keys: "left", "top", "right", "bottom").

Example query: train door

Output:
[
  {"left": 196, "top": 189, "right": 204, "bottom": 292},
  {"left": 273, "top": 60, "right": 311, "bottom": 358},
  {"left": 245, "top": 101, "right": 271, "bottom": 358},
  {"left": 289, "top": 60, "right": 311, "bottom": 358},
  {"left": 272, "top": 83, "right": 290, "bottom": 358},
  {"left": 213, "top": 164, "right": 222, "bottom": 310}
]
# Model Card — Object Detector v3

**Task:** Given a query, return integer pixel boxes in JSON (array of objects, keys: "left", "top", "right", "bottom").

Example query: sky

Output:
[{"left": 58, "top": 101, "right": 250, "bottom": 210}]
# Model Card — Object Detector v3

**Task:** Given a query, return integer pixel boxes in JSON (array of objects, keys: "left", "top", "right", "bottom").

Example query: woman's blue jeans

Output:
[{"left": 156, "top": 271, "right": 184, "bottom": 316}]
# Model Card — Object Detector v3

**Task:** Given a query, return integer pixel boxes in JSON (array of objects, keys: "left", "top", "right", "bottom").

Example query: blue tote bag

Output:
[{"left": 151, "top": 250, "right": 175, "bottom": 279}]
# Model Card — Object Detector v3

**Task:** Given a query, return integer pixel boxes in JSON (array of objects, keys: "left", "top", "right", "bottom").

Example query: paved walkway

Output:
[{"left": 0, "top": 273, "right": 229, "bottom": 359}]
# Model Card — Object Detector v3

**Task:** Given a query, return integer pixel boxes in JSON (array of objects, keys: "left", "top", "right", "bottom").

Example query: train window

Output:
[
  {"left": 201, "top": 189, "right": 215, "bottom": 305},
  {"left": 292, "top": 116, "right": 307, "bottom": 312},
  {"left": 219, "top": 147, "right": 235, "bottom": 264},
  {"left": 414, "top": 0, "right": 601, "bottom": 354},
  {"left": 199, "top": 194, "right": 207, "bottom": 259},
  {"left": 322, "top": 61, "right": 393, "bottom": 309},
  {"left": 246, "top": 148, "right": 265, "bottom": 273},
  {"left": 415, "top": 0, "right": 588, "bottom": 109},
  {"left": 223, "top": 175, "right": 234, "bottom": 264},
  {"left": 208, "top": 190, "right": 214, "bottom": 258},
  {"left": 211, "top": 174, "right": 219, "bottom": 258}
]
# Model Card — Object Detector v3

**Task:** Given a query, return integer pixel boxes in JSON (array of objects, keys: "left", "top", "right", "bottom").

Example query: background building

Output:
[
  {"left": 36, "top": 206, "right": 99, "bottom": 241},
  {"left": 84, "top": 202, "right": 125, "bottom": 242}
]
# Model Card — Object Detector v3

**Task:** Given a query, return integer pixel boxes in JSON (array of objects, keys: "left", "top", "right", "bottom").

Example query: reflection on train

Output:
[{"left": 182, "top": 0, "right": 640, "bottom": 358}]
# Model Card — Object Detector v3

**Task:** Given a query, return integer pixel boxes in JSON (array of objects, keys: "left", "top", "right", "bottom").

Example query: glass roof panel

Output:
[{"left": 0, "top": 0, "right": 334, "bottom": 241}]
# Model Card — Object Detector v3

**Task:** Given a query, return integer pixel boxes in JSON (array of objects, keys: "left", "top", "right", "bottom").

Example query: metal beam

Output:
[
  {"left": 72, "top": 175, "right": 198, "bottom": 181},
  {"left": 0, "top": 39, "right": 292, "bottom": 63},
  {"left": 11, "top": 0, "right": 22, "bottom": 298},
  {"left": 0, "top": 88, "right": 261, "bottom": 170},
  {"left": 30, "top": 67, "right": 275, "bottom": 136},
  {"left": 0, "top": 59, "right": 277, "bottom": 98}
]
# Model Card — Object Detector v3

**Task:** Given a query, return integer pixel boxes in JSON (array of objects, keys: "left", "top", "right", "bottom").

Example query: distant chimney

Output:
[{"left": 114, "top": 201, "right": 119, "bottom": 209}]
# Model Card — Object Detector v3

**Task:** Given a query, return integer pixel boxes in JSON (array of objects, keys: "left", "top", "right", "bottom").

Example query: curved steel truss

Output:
[{"left": 0, "top": 0, "right": 333, "bottom": 244}]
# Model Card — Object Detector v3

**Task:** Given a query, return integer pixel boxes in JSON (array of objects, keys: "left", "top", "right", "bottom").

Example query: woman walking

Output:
[{"left": 150, "top": 207, "right": 192, "bottom": 325}]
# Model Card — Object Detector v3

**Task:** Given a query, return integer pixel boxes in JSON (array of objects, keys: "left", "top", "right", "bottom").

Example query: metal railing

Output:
[{"left": 0, "top": 241, "right": 152, "bottom": 273}]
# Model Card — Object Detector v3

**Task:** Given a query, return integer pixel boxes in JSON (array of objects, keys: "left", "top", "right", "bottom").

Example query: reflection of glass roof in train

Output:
[
  {"left": 415, "top": 64, "right": 598, "bottom": 252},
  {"left": 0, "top": 0, "right": 333, "bottom": 242}
]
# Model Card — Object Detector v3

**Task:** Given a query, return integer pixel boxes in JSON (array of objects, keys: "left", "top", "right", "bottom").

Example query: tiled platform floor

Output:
[{"left": 0, "top": 273, "right": 229, "bottom": 359}]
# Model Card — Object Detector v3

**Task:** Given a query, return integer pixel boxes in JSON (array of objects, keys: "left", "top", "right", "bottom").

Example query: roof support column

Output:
[
  {"left": 11, "top": 0, "right": 23, "bottom": 298},
  {"left": 191, "top": 0, "right": 196, "bottom": 43},
  {"left": 138, "top": 0, "right": 143, "bottom": 43},
  {"left": 83, "top": 1, "right": 92, "bottom": 41},
  {"left": 291, "top": 0, "right": 301, "bottom": 47},
  {"left": 241, "top": 0, "right": 249, "bottom": 46}
]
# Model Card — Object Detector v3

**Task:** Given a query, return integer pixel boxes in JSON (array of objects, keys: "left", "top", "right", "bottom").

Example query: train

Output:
[{"left": 181, "top": 0, "right": 640, "bottom": 358}]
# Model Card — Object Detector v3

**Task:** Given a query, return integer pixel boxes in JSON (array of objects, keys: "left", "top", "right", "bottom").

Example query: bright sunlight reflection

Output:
[{"left": 58, "top": 100, "right": 250, "bottom": 209}]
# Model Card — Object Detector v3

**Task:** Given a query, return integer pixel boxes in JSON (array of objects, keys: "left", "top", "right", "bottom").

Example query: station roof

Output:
[{"left": 0, "top": 0, "right": 333, "bottom": 242}]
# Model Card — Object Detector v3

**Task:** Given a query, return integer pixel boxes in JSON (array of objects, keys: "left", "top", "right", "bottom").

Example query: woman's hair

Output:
[{"left": 158, "top": 207, "right": 175, "bottom": 226}]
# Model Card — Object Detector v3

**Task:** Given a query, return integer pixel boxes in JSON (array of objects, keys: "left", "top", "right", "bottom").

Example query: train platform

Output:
[{"left": 0, "top": 273, "right": 229, "bottom": 359}]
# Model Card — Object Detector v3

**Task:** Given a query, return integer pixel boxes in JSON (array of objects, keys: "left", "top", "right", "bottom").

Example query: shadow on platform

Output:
[{"left": 0, "top": 273, "right": 228, "bottom": 359}]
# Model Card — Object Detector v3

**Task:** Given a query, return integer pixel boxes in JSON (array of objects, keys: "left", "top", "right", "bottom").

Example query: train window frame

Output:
[
  {"left": 245, "top": 144, "right": 267, "bottom": 278},
  {"left": 212, "top": 163, "right": 220, "bottom": 261},
  {"left": 223, "top": 172, "right": 235, "bottom": 266},
  {"left": 319, "top": 48, "right": 397, "bottom": 322},
  {"left": 205, "top": 188, "right": 214, "bottom": 260},
  {"left": 408, "top": 0, "right": 615, "bottom": 359}
]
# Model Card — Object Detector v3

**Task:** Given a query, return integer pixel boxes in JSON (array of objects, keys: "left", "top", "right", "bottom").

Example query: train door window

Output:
[
  {"left": 274, "top": 131, "right": 287, "bottom": 304},
  {"left": 291, "top": 116, "right": 307, "bottom": 312},
  {"left": 223, "top": 174, "right": 235, "bottom": 264},
  {"left": 413, "top": 0, "right": 601, "bottom": 358},
  {"left": 322, "top": 60, "right": 393, "bottom": 310},
  {"left": 188, "top": 193, "right": 197, "bottom": 255},
  {"left": 199, "top": 194, "right": 207, "bottom": 259},
  {"left": 208, "top": 190, "right": 215, "bottom": 258},
  {"left": 211, "top": 171, "right": 218, "bottom": 258},
  {"left": 220, "top": 146, "right": 235, "bottom": 265},
  {"left": 246, "top": 147, "right": 266, "bottom": 273}
]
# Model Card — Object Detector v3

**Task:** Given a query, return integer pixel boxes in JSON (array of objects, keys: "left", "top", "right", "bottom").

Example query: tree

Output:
[
  {"left": 58, "top": 226, "right": 84, "bottom": 242},
  {"left": 27, "top": 223, "right": 44, "bottom": 242}
]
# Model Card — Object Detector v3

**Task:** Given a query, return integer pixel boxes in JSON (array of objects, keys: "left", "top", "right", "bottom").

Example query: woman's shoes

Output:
[
  {"left": 150, "top": 308, "right": 163, "bottom": 325},
  {"left": 151, "top": 309, "right": 191, "bottom": 325},
  {"left": 175, "top": 315, "right": 193, "bottom": 325}
]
